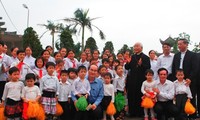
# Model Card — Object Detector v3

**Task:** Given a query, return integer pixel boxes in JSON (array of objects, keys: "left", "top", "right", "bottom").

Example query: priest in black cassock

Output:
[{"left": 125, "top": 42, "right": 151, "bottom": 117}]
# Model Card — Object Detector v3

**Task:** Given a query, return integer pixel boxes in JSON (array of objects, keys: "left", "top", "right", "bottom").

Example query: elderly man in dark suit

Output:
[
  {"left": 125, "top": 42, "right": 151, "bottom": 117},
  {"left": 172, "top": 38, "right": 198, "bottom": 119}
]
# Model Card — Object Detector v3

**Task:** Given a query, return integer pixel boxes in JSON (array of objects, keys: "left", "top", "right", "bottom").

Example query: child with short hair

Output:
[
  {"left": 102, "top": 58, "right": 114, "bottom": 77},
  {"left": 113, "top": 65, "right": 127, "bottom": 120},
  {"left": 10, "top": 49, "right": 33, "bottom": 82},
  {"left": 67, "top": 67, "right": 78, "bottom": 119},
  {"left": 141, "top": 69, "right": 157, "bottom": 120},
  {"left": 102, "top": 72, "right": 115, "bottom": 120},
  {"left": 98, "top": 65, "right": 107, "bottom": 80},
  {"left": 67, "top": 68, "right": 78, "bottom": 85},
  {"left": 58, "top": 70, "right": 72, "bottom": 120},
  {"left": 1, "top": 67, "right": 24, "bottom": 120},
  {"left": 72, "top": 65, "right": 91, "bottom": 120},
  {"left": 174, "top": 69, "right": 192, "bottom": 120},
  {"left": 21, "top": 73, "right": 41, "bottom": 120},
  {"left": 40, "top": 62, "right": 60, "bottom": 119}
]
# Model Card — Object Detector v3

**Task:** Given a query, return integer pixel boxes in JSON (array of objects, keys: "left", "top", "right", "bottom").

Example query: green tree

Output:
[
  {"left": 74, "top": 42, "right": 81, "bottom": 59},
  {"left": 64, "top": 8, "right": 105, "bottom": 51},
  {"left": 118, "top": 44, "right": 133, "bottom": 54},
  {"left": 192, "top": 42, "right": 200, "bottom": 53},
  {"left": 56, "top": 30, "right": 75, "bottom": 50},
  {"left": 38, "top": 20, "right": 60, "bottom": 52},
  {"left": 55, "top": 24, "right": 77, "bottom": 50},
  {"left": 22, "top": 27, "right": 43, "bottom": 57},
  {"left": 85, "top": 37, "right": 98, "bottom": 52},
  {"left": 103, "top": 41, "right": 114, "bottom": 54}
]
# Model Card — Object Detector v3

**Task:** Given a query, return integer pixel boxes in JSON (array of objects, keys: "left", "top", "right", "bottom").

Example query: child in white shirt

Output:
[{"left": 21, "top": 73, "right": 41, "bottom": 120}]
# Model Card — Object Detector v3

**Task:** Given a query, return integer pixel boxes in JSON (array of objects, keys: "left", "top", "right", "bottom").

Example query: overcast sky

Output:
[{"left": 0, "top": 0, "right": 199, "bottom": 54}]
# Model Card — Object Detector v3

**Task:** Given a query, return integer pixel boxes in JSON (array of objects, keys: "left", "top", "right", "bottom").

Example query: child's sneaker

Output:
[{"left": 151, "top": 117, "right": 157, "bottom": 120}]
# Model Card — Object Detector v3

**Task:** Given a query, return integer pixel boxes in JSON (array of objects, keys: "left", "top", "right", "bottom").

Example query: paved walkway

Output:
[{"left": 125, "top": 117, "right": 143, "bottom": 120}]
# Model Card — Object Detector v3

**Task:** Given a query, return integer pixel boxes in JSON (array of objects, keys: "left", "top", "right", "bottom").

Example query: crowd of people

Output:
[{"left": 0, "top": 39, "right": 199, "bottom": 120}]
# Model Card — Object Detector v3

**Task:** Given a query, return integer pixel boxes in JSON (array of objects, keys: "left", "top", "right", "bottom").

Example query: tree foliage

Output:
[
  {"left": 22, "top": 27, "right": 43, "bottom": 57},
  {"left": 64, "top": 8, "right": 105, "bottom": 51},
  {"left": 38, "top": 20, "right": 60, "bottom": 52},
  {"left": 55, "top": 24, "right": 80, "bottom": 57},
  {"left": 103, "top": 41, "right": 114, "bottom": 54},
  {"left": 56, "top": 30, "right": 74, "bottom": 50},
  {"left": 192, "top": 42, "right": 200, "bottom": 53},
  {"left": 85, "top": 37, "right": 98, "bottom": 52},
  {"left": 118, "top": 44, "right": 133, "bottom": 54}
]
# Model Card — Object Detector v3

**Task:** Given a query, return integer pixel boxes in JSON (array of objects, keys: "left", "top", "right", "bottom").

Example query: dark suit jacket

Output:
[
  {"left": 197, "top": 53, "right": 200, "bottom": 84},
  {"left": 172, "top": 50, "right": 198, "bottom": 82},
  {"left": 125, "top": 52, "right": 151, "bottom": 88}
]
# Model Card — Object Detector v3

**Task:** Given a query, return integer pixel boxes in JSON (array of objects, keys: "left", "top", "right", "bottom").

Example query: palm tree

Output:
[
  {"left": 64, "top": 8, "right": 105, "bottom": 51},
  {"left": 38, "top": 20, "right": 60, "bottom": 52}
]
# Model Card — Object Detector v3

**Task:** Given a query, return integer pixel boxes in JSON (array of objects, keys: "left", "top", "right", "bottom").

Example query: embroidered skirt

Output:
[{"left": 4, "top": 98, "right": 23, "bottom": 118}]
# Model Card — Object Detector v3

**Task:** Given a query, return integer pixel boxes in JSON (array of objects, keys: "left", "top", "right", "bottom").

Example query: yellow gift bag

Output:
[
  {"left": 185, "top": 101, "right": 195, "bottom": 115},
  {"left": 27, "top": 101, "right": 40, "bottom": 118},
  {"left": 0, "top": 106, "right": 6, "bottom": 120},
  {"left": 55, "top": 102, "right": 63, "bottom": 116},
  {"left": 141, "top": 97, "right": 154, "bottom": 108},
  {"left": 36, "top": 104, "right": 45, "bottom": 120},
  {"left": 106, "top": 102, "right": 116, "bottom": 115}
]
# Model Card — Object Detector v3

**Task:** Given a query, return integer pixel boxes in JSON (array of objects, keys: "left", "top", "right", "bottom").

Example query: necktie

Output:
[
  {"left": 17, "top": 61, "right": 24, "bottom": 71},
  {"left": 57, "top": 70, "right": 60, "bottom": 80},
  {"left": 39, "top": 69, "right": 43, "bottom": 78},
  {"left": 0, "top": 56, "right": 2, "bottom": 59},
  {"left": 71, "top": 60, "right": 76, "bottom": 68}
]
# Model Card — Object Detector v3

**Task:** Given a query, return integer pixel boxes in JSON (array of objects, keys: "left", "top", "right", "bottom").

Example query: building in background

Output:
[{"left": 0, "top": 17, "right": 22, "bottom": 54}]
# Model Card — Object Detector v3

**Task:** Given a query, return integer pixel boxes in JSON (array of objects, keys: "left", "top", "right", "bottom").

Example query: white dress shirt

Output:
[
  {"left": 113, "top": 74, "right": 126, "bottom": 92},
  {"left": 40, "top": 74, "right": 60, "bottom": 95},
  {"left": 157, "top": 53, "right": 174, "bottom": 74},
  {"left": 150, "top": 59, "right": 158, "bottom": 80},
  {"left": 58, "top": 81, "right": 72, "bottom": 102},
  {"left": 10, "top": 61, "right": 33, "bottom": 81},
  {"left": 21, "top": 85, "right": 41, "bottom": 100},
  {"left": 10, "top": 56, "right": 18, "bottom": 64},
  {"left": 174, "top": 80, "right": 192, "bottom": 98},
  {"left": 2, "top": 81, "right": 24, "bottom": 101},
  {"left": 63, "top": 57, "right": 79, "bottom": 70},
  {"left": 0, "top": 53, "right": 12, "bottom": 81},
  {"left": 78, "top": 59, "right": 90, "bottom": 70},
  {"left": 72, "top": 77, "right": 91, "bottom": 95},
  {"left": 156, "top": 79, "right": 174, "bottom": 102},
  {"left": 104, "top": 83, "right": 115, "bottom": 103},
  {"left": 24, "top": 55, "right": 36, "bottom": 69},
  {"left": 179, "top": 51, "right": 186, "bottom": 69}
]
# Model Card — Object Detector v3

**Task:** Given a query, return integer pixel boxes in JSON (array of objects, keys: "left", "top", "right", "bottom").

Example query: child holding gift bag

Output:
[
  {"left": 101, "top": 72, "right": 115, "bottom": 120},
  {"left": 21, "top": 73, "right": 41, "bottom": 120},
  {"left": 141, "top": 69, "right": 157, "bottom": 120},
  {"left": 174, "top": 69, "right": 193, "bottom": 119}
]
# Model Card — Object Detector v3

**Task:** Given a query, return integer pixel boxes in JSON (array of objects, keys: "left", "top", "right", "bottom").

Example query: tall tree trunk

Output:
[
  {"left": 81, "top": 25, "right": 85, "bottom": 52},
  {"left": 52, "top": 33, "right": 54, "bottom": 53}
]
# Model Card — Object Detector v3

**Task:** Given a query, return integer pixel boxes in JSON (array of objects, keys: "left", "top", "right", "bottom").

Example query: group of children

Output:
[
  {"left": 0, "top": 41, "right": 193, "bottom": 120},
  {"left": 0, "top": 59, "right": 128, "bottom": 120}
]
